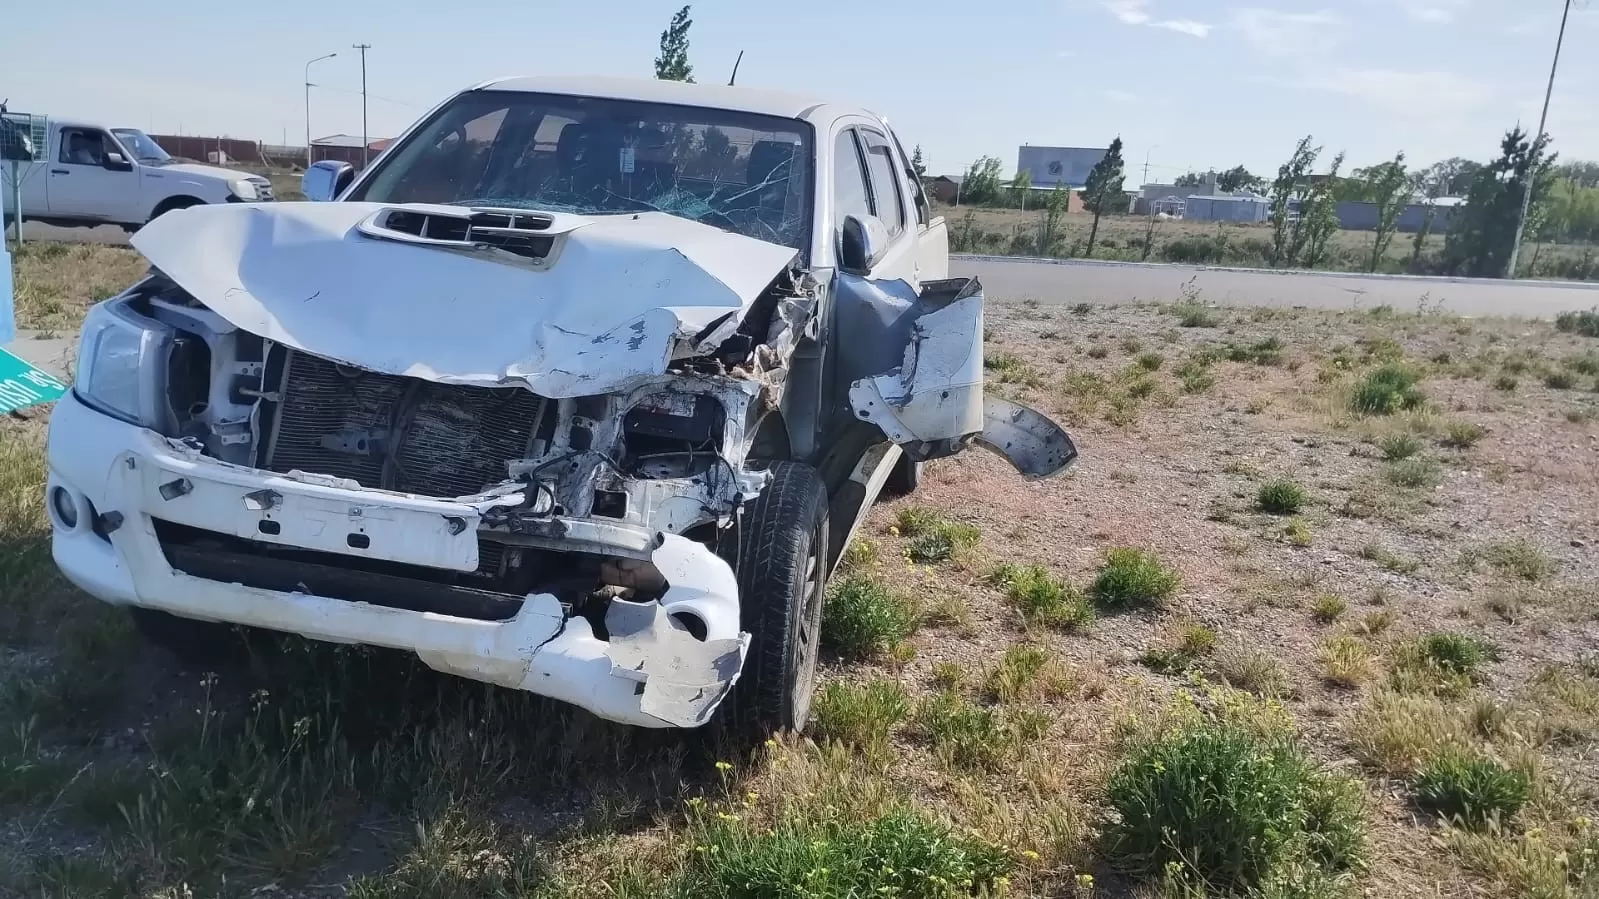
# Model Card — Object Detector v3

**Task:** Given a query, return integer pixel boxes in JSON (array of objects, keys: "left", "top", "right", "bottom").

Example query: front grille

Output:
[
  {"left": 254, "top": 179, "right": 275, "bottom": 201},
  {"left": 261, "top": 348, "right": 547, "bottom": 498}
]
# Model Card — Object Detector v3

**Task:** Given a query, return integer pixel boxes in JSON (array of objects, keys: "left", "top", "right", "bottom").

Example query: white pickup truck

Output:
[
  {"left": 46, "top": 76, "right": 1074, "bottom": 735},
  {"left": 1, "top": 114, "right": 274, "bottom": 231}
]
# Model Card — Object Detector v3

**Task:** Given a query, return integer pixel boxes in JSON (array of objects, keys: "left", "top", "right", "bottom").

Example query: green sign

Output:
[{"left": 0, "top": 347, "right": 67, "bottom": 414}]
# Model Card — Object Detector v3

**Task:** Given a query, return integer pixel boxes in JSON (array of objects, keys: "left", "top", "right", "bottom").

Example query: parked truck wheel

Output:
[
  {"left": 130, "top": 607, "right": 248, "bottom": 668},
  {"left": 147, "top": 196, "right": 204, "bottom": 223},
  {"left": 716, "top": 461, "right": 829, "bottom": 736}
]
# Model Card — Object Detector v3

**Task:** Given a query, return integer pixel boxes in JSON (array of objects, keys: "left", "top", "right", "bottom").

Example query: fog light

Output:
[{"left": 50, "top": 486, "right": 79, "bottom": 529}]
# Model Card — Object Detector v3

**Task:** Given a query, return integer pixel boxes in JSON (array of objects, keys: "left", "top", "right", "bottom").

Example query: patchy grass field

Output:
[{"left": 3, "top": 254, "right": 1598, "bottom": 897}]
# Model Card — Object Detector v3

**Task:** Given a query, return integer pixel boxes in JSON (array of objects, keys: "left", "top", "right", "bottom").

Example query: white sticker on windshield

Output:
[{"left": 619, "top": 147, "right": 636, "bottom": 174}]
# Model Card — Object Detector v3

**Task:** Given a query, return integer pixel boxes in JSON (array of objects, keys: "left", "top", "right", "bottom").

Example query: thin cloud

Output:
[
  {"left": 1299, "top": 68, "right": 1494, "bottom": 116},
  {"left": 1230, "top": 7, "right": 1345, "bottom": 55},
  {"left": 1395, "top": 0, "right": 1469, "bottom": 24},
  {"left": 1102, "top": 0, "right": 1213, "bottom": 37}
]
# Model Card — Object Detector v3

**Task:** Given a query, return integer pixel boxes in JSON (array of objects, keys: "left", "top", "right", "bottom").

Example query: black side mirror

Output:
[
  {"left": 838, "top": 213, "right": 890, "bottom": 275},
  {"left": 303, "top": 160, "right": 355, "bottom": 202},
  {"left": 104, "top": 152, "right": 133, "bottom": 172}
]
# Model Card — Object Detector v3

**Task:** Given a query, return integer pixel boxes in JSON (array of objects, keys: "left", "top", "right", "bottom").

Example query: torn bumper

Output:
[{"left": 45, "top": 391, "right": 748, "bottom": 728}]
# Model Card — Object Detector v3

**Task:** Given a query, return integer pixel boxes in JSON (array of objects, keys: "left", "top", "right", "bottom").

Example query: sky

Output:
[{"left": 2, "top": 0, "right": 1595, "bottom": 182}]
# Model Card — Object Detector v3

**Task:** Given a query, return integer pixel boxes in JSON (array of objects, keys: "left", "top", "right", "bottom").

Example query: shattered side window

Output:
[{"left": 350, "top": 90, "right": 815, "bottom": 252}]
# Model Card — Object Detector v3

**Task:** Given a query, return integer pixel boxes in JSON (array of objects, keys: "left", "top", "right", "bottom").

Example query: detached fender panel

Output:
[{"left": 846, "top": 276, "right": 1075, "bottom": 477}]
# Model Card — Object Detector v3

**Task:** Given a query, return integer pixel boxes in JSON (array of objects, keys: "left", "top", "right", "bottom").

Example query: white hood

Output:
[
  {"left": 156, "top": 161, "right": 255, "bottom": 184},
  {"left": 131, "top": 201, "right": 799, "bottom": 397}
]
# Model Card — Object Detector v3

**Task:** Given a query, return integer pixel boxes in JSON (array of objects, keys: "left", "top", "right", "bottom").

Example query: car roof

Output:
[{"left": 472, "top": 74, "right": 850, "bottom": 123}]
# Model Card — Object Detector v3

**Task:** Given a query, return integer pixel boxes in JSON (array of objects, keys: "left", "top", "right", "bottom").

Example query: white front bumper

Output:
[{"left": 45, "top": 391, "right": 748, "bottom": 728}]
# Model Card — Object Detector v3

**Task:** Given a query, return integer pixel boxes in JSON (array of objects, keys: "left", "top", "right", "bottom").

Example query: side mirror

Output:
[
  {"left": 104, "top": 152, "right": 133, "bottom": 172},
  {"left": 302, "top": 160, "right": 354, "bottom": 202},
  {"left": 838, "top": 213, "right": 890, "bottom": 275}
]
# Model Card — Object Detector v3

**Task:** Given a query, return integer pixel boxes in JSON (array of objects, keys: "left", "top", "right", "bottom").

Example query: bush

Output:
[
  {"left": 1555, "top": 309, "right": 1599, "bottom": 338},
  {"left": 810, "top": 679, "right": 910, "bottom": 752},
  {"left": 1257, "top": 479, "right": 1306, "bottom": 515},
  {"left": 906, "top": 521, "right": 981, "bottom": 564},
  {"left": 1319, "top": 635, "right": 1374, "bottom": 688},
  {"left": 1384, "top": 457, "right": 1443, "bottom": 489},
  {"left": 1442, "top": 420, "right": 1486, "bottom": 448},
  {"left": 822, "top": 575, "right": 917, "bottom": 658},
  {"left": 991, "top": 563, "right": 1093, "bottom": 631},
  {"left": 1136, "top": 351, "right": 1166, "bottom": 371},
  {"left": 1105, "top": 720, "right": 1365, "bottom": 891},
  {"left": 1413, "top": 749, "right": 1531, "bottom": 828},
  {"left": 1545, "top": 370, "right": 1578, "bottom": 390},
  {"left": 683, "top": 804, "right": 1014, "bottom": 897},
  {"left": 1311, "top": 595, "right": 1347, "bottom": 624},
  {"left": 1377, "top": 433, "right": 1424, "bottom": 460},
  {"left": 1481, "top": 538, "right": 1554, "bottom": 582},
  {"left": 1172, "top": 304, "right": 1220, "bottom": 328},
  {"left": 1225, "top": 337, "right": 1286, "bottom": 366},
  {"left": 1090, "top": 548, "right": 1180, "bottom": 610},
  {"left": 1493, "top": 374, "right": 1519, "bottom": 391},
  {"left": 892, "top": 506, "right": 941, "bottom": 537},
  {"left": 1416, "top": 632, "right": 1497, "bottom": 676},
  {"left": 1350, "top": 363, "right": 1426, "bottom": 415}
]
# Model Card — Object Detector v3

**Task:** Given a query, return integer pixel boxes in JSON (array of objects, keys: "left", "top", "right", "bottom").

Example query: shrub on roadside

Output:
[
  {"left": 822, "top": 575, "right": 917, "bottom": 658},
  {"left": 1257, "top": 479, "right": 1306, "bottom": 515},
  {"left": 1350, "top": 363, "right": 1426, "bottom": 415},
  {"left": 682, "top": 803, "right": 1014, "bottom": 898},
  {"left": 1377, "top": 433, "right": 1423, "bottom": 460},
  {"left": 1556, "top": 309, "right": 1599, "bottom": 337},
  {"left": 991, "top": 563, "right": 1094, "bottom": 631},
  {"left": 1105, "top": 719, "right": 1366, "bottom": 892},
  {"left": 1089, "top": 548, "right": 1180, "bottom": 610},
  {"left": 810, "top": 679, "right": 910, "bottom": 753},
  {"left": 1413, "top": 749, "right": 1531, "bottom": 828}
]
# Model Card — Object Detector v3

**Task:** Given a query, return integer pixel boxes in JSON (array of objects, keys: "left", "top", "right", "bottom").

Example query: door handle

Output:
[{"left": 51, "top": 168, "right": 69, "bottom": 175}]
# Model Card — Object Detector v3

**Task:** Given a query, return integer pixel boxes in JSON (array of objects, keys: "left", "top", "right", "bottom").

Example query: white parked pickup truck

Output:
[
  {"left": 46, "top": 76, "right": 1075, "bottom": 734},
  {"left": 1, "top": 115, "right": 274, "bottom": 231}
]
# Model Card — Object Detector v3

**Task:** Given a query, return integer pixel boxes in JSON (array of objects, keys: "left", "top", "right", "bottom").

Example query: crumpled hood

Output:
[{"left": 130, "top": 201, "right": 799, "bottom": 397}]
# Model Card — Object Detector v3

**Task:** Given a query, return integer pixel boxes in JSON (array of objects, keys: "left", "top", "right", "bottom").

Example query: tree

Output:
[
  {"left": 910, "top": 145, "right": 927, "bottom": 179},
  {"left": 1217, "top": 165, "right": 1263, "bottom": 193},
  {"left": 1174, "top": 172, "right": 1205, "bottom": 188},
  {"left": 1268, "top": 136, "right": 1320, "bottom": 267},
  {"left": 1360, "top": 152, "right": 1409, "bottom": 272},
  {"left": 1037, "top": 184, "right": 1070, "bottom": 256},
  {"left": 1444, "top": 127, "right": 1556, "bottom": 278},
  {"left": 1082, "top": 138, "right": 1126, "bottom": 257},
  {"left": 1008, "top": 168, "right": 1033, "bottom": 208},
  {"left": 1414, "top": 157, "right": 1480, "bottom": 199},
  {"left": 1299, "top": 152, "right": 1345, "bottom": 269},
  {"left": 654, "top": 5, "right": 694, "bottom": 82},
  {"left": 960, "top": 155, "right": 1004, "bottom": 205}
]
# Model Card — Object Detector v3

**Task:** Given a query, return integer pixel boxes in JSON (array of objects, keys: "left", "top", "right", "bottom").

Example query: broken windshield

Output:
[{"left": 350, "top": 90, "right": 814, "bottom": 251}]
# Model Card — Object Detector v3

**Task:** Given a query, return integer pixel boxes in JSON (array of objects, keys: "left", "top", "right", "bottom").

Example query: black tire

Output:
[
  {"left": 130, "top": 607, "right": 247, "bottom": 668},
  {"left": 882, "top": 452, "right": 923, "bottom": 497},
  {"left": 716, "top": 461, "right": 829, "bottom": 736},
  {"left": 147, "top": 197, "right": 203, "bottom": 223}
]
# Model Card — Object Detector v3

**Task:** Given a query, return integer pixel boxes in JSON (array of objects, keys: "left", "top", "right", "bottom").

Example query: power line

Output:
[{"left": 314, "top": 84, "right": 416, "bottom": 107}]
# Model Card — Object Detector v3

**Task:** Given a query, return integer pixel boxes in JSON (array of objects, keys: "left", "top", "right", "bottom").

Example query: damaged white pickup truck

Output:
[{"left": 46, "top": 75, "right": 1074, "bottom": 733}]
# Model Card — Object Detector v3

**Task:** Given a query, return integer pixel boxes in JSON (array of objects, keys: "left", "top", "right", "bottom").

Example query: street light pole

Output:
[
  {"left": 304, "top": 52, "right": 337, "bottom": 167},
  {"left": 352, "top": 43, "right": 372, "bottom": 167},
  {"left": 1506, "top": 0, "right": 1572, "bottom": 279}
]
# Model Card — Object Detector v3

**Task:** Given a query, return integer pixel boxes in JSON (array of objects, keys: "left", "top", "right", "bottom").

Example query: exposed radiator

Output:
[{"left": 261, "top": 349, "right": 548, "bottom": 499}]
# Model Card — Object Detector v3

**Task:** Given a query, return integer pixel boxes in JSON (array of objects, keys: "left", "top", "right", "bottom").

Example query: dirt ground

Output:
[{"left": 1, "top": 252, "right": 1597, "bottom": 897}]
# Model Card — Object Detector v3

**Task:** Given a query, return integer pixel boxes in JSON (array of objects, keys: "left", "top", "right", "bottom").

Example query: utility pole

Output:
[
  {"left": 304, "top": 52, "right": 337, "bottom": 167},
  {"left": 352, "top": 43, "right": 372, "bottom": 167},
  {"left": 1506, "top": 0, "right": 1572, "bottom": 279},
  {"left": 1142, "top": 145, "right": 1157, "bottom": 186}
]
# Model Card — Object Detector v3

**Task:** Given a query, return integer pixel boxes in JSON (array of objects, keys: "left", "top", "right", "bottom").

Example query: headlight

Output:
[
  {"left": 75, "top": 301, "right": 170, "bottom": 430},
  {"left": 228, "top": 178, "right": 259, "bottom": 201}
]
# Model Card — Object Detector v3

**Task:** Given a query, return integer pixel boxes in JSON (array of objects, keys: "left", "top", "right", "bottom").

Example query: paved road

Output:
[
  {"left": 14, "top": 223, "right": 1599, "bottom": 319},
  {"left": 956, "top": 255, "right": 1599, "bottom": 318}
]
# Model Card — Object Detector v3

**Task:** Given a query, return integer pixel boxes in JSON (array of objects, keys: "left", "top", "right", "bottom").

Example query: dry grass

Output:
[
  {"left": 11, "top": 242, "right": 148, "bottom": 332},
  {"left": 6, "top": 251, "right": 1599, "bottom": 897}
]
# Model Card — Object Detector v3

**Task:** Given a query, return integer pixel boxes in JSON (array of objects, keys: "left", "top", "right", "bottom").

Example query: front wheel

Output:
[{"left": 716, "top": 461, "right": 829, "bottom": 736}]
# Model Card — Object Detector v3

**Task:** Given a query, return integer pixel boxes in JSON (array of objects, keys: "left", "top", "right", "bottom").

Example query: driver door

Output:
[{"left": 47, "top": 128, "right": 139, "bottom": 222}]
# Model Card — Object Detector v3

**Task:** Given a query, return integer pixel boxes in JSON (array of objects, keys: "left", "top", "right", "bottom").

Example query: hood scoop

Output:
[{"left": 359, "top": 206, "right": 557, "bottom": 263}]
